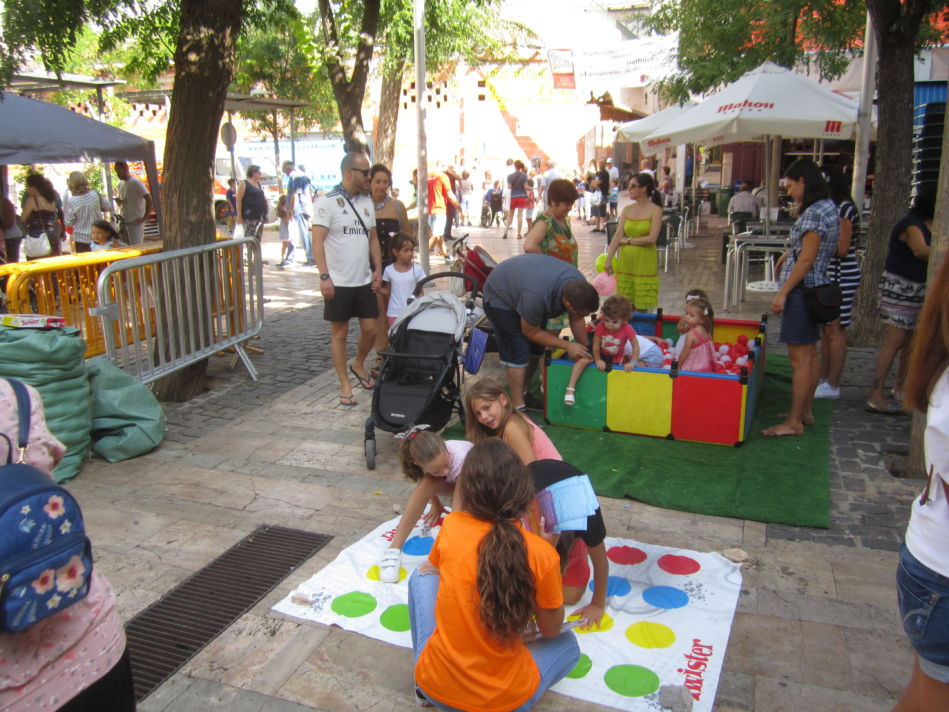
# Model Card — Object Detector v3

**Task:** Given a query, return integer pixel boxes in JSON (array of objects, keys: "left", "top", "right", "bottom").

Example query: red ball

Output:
[{"left": 737, "top": 335, "right": 748, "bottom": 345}]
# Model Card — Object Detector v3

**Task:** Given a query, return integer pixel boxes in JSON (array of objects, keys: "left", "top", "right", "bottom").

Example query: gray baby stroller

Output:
[{"left": 363, "top": 272, "right": 478, "bottom": 469}]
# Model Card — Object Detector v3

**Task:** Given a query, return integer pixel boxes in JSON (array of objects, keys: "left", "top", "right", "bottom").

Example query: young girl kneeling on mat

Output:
[
  {"left": 409, "top": 439, "right": 580, "bottom": 711},
  {"left": 564, "top": 294, "right": 638, "bottom": 405},
  {"left": 378, "top": 427, "right": 472, "bottom": 584},
  {"left": 466, "top": 378, "right": 561, "bottom": 464},
  {"left": 677, "top": 296, "right": 716, "bottom": 372}
]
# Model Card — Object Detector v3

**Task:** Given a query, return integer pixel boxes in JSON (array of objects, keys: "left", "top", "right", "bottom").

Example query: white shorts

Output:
[{"left": 428, "top": 213, "right": 447, "bottom": 237}]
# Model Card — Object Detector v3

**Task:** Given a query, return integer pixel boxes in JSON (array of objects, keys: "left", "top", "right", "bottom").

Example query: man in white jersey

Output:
[{"left": 312, "top": 152, "right": 383, "bottom": 407}]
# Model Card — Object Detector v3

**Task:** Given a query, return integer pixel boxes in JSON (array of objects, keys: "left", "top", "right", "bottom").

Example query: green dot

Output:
[
  {"left": 604, "top": 664, "right": 660, "bottom": 697},
  {"left": 380, "top": 603, "right": 410, "bottom": 632},
  {"left": 566, "top": 653, "right": 593, "bottom": 679},
  {"left": 331, "top": 591, "right": 377, "bottom": 618}
]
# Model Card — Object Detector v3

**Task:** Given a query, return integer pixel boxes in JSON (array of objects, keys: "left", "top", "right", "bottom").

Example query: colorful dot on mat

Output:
[
  {"left": 566, "top": 653, "right": 593, "bottom": 679},
  {"left": 366, "top": 565, "right": 407, "bottom": 583},
  {"left": 603, "top": 664, "right": 660, "bottom": 698},
  {"left": 573, "top": 612, "right": 614, "bottom": 634},
  {"left": 590, "top": 575, "right": 632, "bottom": 598},
  {"left": 380, "top": 604, "right": 410, "bottom": 632},
  {"left": 658, "top": 554, "right": 701, "bottom": 575},
  {"left": 403, "top": 536, "right": 434, "bottom": 556},
  {"left": 330, "top": 591, "right": 377, "bottom": 618},
  {"left": 642, "top": 585, "right": 689, "bottom": 609},
  {"left": 607, "top": 546, "right": 648, "bottom": 565},
  {"left": 626, "top": 621, "right": 676, "bottom": 649}
]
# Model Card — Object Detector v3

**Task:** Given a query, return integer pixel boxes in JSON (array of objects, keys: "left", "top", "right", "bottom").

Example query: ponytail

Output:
[
  {"left": 458, "top": 440, "right": 537, "bottom": 643},
  {"left": 635, "top": 171, "right": 662, "bottom": 207}
]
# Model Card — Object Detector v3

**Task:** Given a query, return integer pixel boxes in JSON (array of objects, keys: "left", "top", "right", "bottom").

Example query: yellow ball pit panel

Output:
[{"left": 606, "top": 368, "right": 673, "bottom": 438}]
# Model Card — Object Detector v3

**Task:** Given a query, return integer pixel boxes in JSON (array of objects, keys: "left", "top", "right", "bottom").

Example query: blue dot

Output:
[
  {"left": 590, "top": 575, "right": 632, "bottom": 597},
  {"left": 642, "top": 585, "right": 689, "bottom": 609},
  {"left": 403, "top": 536, "right": 434, "bottom": 556}
]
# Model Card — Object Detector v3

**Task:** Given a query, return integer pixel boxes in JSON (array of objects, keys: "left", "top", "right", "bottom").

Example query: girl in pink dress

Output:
[{"left": 678, "top": 297, "right": 716, "bottom": 372}]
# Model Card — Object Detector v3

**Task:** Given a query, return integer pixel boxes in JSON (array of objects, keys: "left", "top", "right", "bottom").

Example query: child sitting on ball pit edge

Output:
[{"left": 564, "top": 294, "right": 638, "bottom": 405}]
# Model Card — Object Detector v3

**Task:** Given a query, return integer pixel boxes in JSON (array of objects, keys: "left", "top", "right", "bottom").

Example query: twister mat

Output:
[{"left": 273, "top": 516, "right": 742, "bottom": 711}]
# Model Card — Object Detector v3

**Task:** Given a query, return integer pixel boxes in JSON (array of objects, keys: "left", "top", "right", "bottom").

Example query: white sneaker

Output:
[
  {"left": 379, "top": 548, "right": 402, "bottom": 583},
  {"left": 814, "top": 382, "right": 840, "bottom": 399}
]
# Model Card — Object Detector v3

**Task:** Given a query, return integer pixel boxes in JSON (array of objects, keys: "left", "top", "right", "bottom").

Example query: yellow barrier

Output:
[{"left": 1, "top": 242, "right": 164, "bottom": 357}]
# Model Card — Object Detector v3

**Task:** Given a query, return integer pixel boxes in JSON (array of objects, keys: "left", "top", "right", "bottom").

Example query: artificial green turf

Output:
[{"left": 451, "top": 355, "right": 831, "bottom": 528}]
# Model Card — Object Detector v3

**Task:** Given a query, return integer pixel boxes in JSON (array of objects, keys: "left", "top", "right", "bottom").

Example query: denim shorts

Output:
[
  {"left": 897, "top": 543, "right": 949, "bottom": 682},
  {"left": 779, "top": 285, "right": 820, "bottom": 345},
  {"left": 482, "top": 302, "right": 543, "bottom": 368}
]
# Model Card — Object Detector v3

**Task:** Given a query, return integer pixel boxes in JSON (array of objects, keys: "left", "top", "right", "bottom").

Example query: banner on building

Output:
[{"left": 548, "top": 34, "right": 679, "bottom": 92}]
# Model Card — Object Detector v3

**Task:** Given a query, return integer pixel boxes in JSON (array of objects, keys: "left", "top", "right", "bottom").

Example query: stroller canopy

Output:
[{"left": 391, "top": 291, "right": 467, "bottom": 342}]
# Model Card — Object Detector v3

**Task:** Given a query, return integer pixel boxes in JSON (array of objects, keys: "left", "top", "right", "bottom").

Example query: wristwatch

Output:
[{"left": 320, "top": 273, "right": 330, "bottom": 281}]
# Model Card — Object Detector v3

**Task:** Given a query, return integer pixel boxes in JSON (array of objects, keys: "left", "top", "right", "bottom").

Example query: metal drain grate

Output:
[{"left": 124, "top": 524, "right": 332, "bottom": 702}]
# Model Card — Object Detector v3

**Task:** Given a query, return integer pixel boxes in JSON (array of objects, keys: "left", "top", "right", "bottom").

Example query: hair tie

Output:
[{"left": 395, "top": 424, "right": 431, "bottom": 441}]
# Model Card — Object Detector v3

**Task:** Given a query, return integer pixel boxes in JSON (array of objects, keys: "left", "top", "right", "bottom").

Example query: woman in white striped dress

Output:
[
  {"left": 64, "top": 172, "right": 109, "bottom": 253},
  {"left": 814, "top": 167, "right": 862, "bottom": 399}
]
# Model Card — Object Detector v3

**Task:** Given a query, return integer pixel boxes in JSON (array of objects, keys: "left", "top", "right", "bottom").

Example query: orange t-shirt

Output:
[
  {"left": 416, "top": 511, "right": 563, "bottom": 712},
  {"left": 427, "top": 172, "right": 452, "bottom": 215}
]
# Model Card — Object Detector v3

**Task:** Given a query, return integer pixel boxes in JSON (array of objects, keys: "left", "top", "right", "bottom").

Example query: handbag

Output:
[
  {"left": 803, "top": 283, "right": 842, "bottom": 324},
  {"left": 23, "top": 197, "right": 53, "bottom": 258},
  {"left": 0, "top": 379, "right": 93, "bottom": 632}
]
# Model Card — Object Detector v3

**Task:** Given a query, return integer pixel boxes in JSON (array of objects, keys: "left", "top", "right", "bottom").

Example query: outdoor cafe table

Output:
[{"left": 722, "top": 231, "right": 791, "bottom": 311}]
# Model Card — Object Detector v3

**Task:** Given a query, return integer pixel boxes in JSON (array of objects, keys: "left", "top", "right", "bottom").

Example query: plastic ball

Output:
[
  {"left": 720, "top": 354, "right": 732, "bottom": 363},
  {"left": 714, "top": 342, "right": 721, "bottom": 351},
  {"left": 592, "top": 272, "right": 617, "bottom": 296},
  {"left": 737, "top": 335, "right": 749, "bottom": 345},
  {"left": 736, "top": 356, "right": 748, "bottom": 366},
  {"left": 718, "top": 344, "right": 729, "bottom": 354},
  {"left": 595, "top": 253, "right": 609, "bottom": 273},
  {"left": 665, "top": 338, "right": 675, "bottom": 348}
]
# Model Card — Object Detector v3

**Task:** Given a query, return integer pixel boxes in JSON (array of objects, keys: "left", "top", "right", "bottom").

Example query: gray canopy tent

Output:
[{"left": 0, "top": 92, "right": 162, "bottom": 229}]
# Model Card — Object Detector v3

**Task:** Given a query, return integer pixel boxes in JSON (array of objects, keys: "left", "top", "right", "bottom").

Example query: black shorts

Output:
[{"left": 323, "top": 283, "right": 379, "bottom": 322}]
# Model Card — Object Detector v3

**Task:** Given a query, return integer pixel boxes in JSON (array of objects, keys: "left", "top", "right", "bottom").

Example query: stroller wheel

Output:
[{"left": 365, "top": 436, "right": 376, "bottom": 470}]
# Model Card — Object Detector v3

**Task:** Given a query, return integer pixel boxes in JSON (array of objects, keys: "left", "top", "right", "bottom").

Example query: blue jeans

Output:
[
  {"left": 293, "top": 212, "right": 313, "bottom": 263},
  {"left": 897, "top": 543, "right": 949, "bottom": 682},
  {"left": 408, "top": 568, "right": 580, "bottom": 712}
]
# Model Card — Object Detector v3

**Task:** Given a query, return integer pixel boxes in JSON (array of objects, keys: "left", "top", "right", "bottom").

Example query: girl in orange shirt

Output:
[{"left": 408, "top": 440, "right": 580, "bottom": 711}]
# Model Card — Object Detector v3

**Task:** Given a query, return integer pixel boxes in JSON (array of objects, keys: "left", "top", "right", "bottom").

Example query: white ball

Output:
[{"left": 718, "top": 344, "right": 729, "bottom": 354}]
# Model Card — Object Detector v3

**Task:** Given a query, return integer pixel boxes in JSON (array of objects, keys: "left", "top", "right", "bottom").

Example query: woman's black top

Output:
[
  {"left": 241, "top": 180, "right": 267, "bottom": 221},
  {"left": 376, "top": 217, "right": 401, "bottom": 267}
]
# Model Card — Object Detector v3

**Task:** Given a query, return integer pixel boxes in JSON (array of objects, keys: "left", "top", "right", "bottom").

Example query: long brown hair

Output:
[
  {"left": 398, "top": 430, "right": 446, "bottom": 482},
  {"left": 904, "top": 255, "right": 949, "bottom": 413},
  {"left": 457, "top": 440, "right": 537, "bottom": 643},
  {"left": 465, "top": 378, "right": 531, "bottom": 443}
]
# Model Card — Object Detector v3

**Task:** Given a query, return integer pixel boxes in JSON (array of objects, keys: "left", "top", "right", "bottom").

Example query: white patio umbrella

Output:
[
  {"left": 639, "top": 61, "right": 860, "bottom": 156},
  {"left": 639, "top": 61, "right": 861, "bottom": 230},
  {"left": 616, "top": 102, "right": 697, "bottom": 143}
]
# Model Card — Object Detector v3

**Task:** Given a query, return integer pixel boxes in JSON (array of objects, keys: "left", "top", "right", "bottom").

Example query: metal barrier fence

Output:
[
  {"left": 92, "top": 238, "right": 263, "bottom": 384},
  {"left": 1, "top": 243, "right": 165, "bottom": 357}
]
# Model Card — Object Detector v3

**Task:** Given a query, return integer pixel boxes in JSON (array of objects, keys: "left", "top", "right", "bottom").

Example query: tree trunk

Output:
[
  {"left": 375, "top": 60, "right": 406, "bottom": 168},
  {"left": 152, "top": 0, "right": 244, "bottom": 403},
  {"left": 338, "top": 93, "right": 370, "bottom": 154},
  {"left": 907, "top": 115, "right": 949, "bottom": 476},
  {"left": 850, "top": 0, "right": 930, "bottom": 348}
]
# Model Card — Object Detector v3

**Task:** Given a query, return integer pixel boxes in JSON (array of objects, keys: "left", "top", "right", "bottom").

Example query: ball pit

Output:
[{"left": 544, "top": 312, "right": 768, "bottom": 446}]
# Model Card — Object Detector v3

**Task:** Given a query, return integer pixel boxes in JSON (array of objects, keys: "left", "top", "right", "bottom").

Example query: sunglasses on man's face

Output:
[{"left": 350, "top": 167, "right": 371, "bottom": 177}]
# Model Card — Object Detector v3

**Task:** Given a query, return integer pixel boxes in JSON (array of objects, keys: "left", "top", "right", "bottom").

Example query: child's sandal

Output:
[{"left": 564, "top": 387, "right": 576, "bottom": 406}]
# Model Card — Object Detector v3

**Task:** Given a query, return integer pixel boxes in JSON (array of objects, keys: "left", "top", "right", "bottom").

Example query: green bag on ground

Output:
[
  {"left": 0, "top": 326, "right": 91, "bottom": 482},
  {"left": 86, "top": 358, "right": 166, "bottom": 462}
]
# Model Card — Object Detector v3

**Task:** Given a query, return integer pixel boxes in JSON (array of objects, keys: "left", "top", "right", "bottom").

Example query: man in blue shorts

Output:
[
  {"left": 312, "top": 152, "right": 382, "bottom": 407},
  {"left": 482, "top": 253, "right": 597, "bottom": 411}
]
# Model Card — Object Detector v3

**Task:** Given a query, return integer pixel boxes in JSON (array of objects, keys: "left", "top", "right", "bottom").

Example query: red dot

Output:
[
  {"left": 608, "top": 546, "right": 647, "bottom": 565},
  {"left": 658, "top": 554, "right": 701, "bottom": 575}
]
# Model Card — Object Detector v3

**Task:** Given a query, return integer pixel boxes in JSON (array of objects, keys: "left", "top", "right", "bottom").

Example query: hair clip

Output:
[
  {"left": 686, "top": 294, "right": 701, "bottom": 301},
  {"left": 396, "top": 424, "right": 431, "bottom": 440}
]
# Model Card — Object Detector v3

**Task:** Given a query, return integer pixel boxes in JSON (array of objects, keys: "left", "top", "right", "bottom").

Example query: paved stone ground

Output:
[{"left": 66, "top": 212, "right": 922, "bottom": 711}]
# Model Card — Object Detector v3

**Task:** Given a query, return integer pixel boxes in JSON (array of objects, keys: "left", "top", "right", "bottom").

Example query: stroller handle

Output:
[{"left": 414, "top": 271, "right": 480, "bottom": 305}]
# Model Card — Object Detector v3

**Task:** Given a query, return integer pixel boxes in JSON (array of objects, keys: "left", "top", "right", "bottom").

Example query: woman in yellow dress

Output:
[{"left": 604, "top": 172, "right": 664, "bottom": 310}]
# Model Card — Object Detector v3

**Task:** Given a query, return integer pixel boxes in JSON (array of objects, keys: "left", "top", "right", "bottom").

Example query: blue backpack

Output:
[{"left": 0, "top": 379, "right": 93, "bottom": 632}]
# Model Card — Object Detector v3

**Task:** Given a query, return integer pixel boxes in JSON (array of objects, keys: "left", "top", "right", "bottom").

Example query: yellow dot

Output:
[
  {"left": 625, "top": 621, "right": 676, "bottom": 648},
  {"left": 366, "top": 565, "right": 407, "bottom": 583},
  {"left": 572, "top": 612, "right": 614, "bottom": 634}
]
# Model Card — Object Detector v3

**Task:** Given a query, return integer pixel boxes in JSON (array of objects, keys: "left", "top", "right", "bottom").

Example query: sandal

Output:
[
  {"left": 379, "top": 548, "right": 402, "bottom": 583},
  {"left": 564, "top": 387, "right": 576, "bottom": 406},
  {"left": 865, "top": 400, "right": 903, "bottom": 415},
  {"left": 338, "top": 394, "right": 357, "bottom": 407},
  {"left": 350, "top": 364, "right": 375, "bottom": 390}
]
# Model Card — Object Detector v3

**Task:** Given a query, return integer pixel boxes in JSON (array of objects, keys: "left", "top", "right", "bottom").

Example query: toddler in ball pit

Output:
[{"left": 564, "top": 294, "right": 638, "bottom": 405}]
